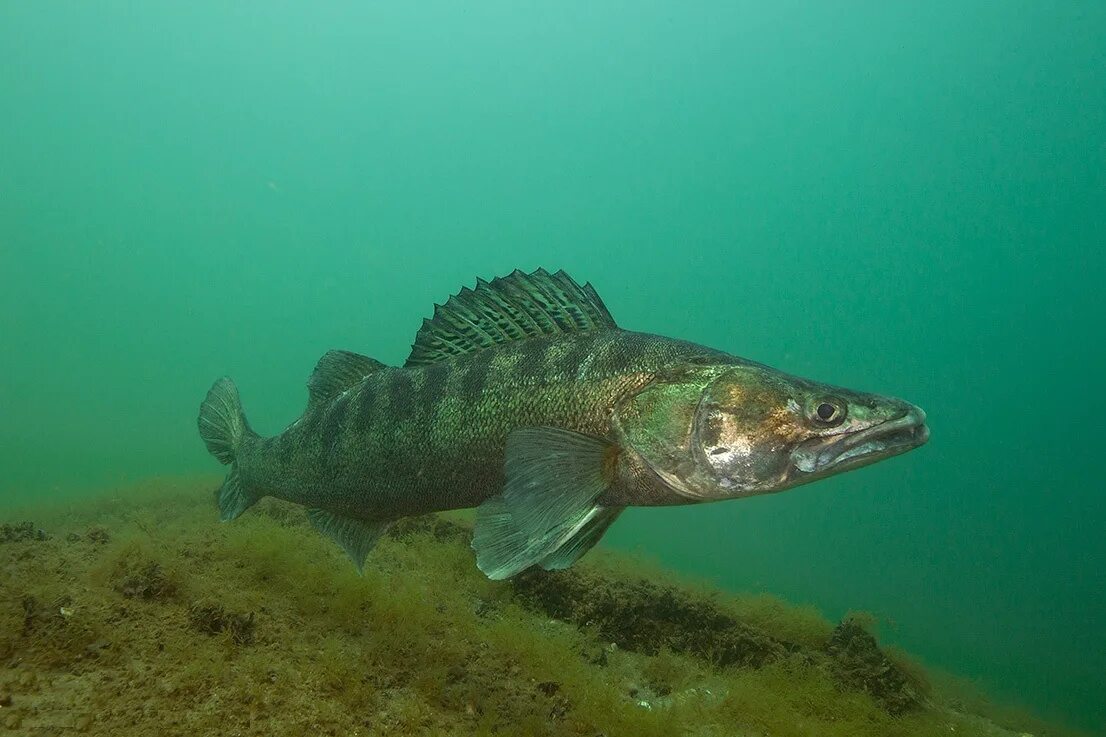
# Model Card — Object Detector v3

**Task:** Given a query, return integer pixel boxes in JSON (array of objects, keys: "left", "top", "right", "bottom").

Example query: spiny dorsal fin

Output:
[
  {"left": 307, "top": 350, "right": 385, "bottom": 411},
  {"left": 405, "top": 268, "right": 617, "bottom": 367}
]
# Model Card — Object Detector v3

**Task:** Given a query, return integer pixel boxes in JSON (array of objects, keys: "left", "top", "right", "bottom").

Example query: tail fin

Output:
[{"left": 198, "top": 377, "right": 258, "bottom": 521}]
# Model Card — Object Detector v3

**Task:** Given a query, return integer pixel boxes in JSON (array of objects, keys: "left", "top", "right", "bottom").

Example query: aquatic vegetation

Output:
[{"left": 0, "top": 477, "right": 1082, "bottom": 736}]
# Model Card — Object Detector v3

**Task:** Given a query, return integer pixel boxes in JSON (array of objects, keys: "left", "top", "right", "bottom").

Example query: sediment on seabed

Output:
[{"left": 0, "top": 478, "right": 1080, "bottom": 736}]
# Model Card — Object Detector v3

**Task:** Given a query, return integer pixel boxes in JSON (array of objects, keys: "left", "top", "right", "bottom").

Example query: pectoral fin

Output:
[
  {"left": 307, "top": 508, "right": 392, "bottom": 573},
  {"left": 539, "top": 505, "right": 624, "bottom": 571},
  {"left": 473, "top": 426, "right": 622, "bottom": 580}
]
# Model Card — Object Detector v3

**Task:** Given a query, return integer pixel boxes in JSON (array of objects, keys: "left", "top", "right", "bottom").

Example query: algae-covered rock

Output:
[
  {"left": 86, "top": 526, "right": 110, "bottom": 545},
  {"left": 0, "top": 521, "right": 47, "bottom": 543},
  {"left": 512, "top": 567, "right": 788, "bottom": 668},
  {"left": 188, "top": 601, "right": 257, "bottom": 645},
  {"left": 115, "top": 559, "right": 176, "bottom": 600},
  {"left": 388, "top": 514, "right": 469, "bottom": 543},
  {"left": 826, "top": 616, "right": 923, "bottom": 714}
]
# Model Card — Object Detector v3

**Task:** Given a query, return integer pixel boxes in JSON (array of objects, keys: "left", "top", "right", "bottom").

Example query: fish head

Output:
[{"left": 615, "top": 361, "right": 929, "bottom": 501}]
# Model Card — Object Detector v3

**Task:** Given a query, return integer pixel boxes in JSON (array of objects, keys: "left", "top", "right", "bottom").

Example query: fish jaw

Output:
[{"left": 790, "top": 404, "right": 929, "bottom": 482}]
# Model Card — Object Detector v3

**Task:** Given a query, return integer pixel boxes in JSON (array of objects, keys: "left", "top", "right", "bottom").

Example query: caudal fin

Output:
[{"left": 198, "top": 377, "right": 259, "bottom": 521}]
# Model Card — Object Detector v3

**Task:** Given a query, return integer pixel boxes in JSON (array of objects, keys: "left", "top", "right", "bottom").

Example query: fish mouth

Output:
[{"left": 794, "top": 407, "right": 929, "bottom": 476}]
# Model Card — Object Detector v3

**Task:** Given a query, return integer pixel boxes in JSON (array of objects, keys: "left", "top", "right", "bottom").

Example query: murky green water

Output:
[{"left": 2, "top": 3, "right": 1103, "bottom": 732}]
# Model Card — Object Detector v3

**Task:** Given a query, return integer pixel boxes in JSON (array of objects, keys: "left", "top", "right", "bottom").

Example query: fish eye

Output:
[{"left": 812, "top": 399, "right": 845, "bottom": 425}]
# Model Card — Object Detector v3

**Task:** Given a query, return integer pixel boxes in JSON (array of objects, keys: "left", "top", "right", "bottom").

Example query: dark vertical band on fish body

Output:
[
  {"left": 387, "top": 369, "right": 415, "bottom": 415},
  {"left": 419, "top": 362, "right": 450, "bottom": 411},
  {"left": 355, "top": 373, "right": 381, "bottom": 430},
  {"left": 518, "top": 336, "right": 552, "bottom": 380},
  {"left": 559, "top": 338, "right": 596, "bottom": 378},
  {"left": 318, "top": 391, "right": 351, "bottom": 455},
  {"left": 460, "top": 346, "right": 495, "bottom": 399}
]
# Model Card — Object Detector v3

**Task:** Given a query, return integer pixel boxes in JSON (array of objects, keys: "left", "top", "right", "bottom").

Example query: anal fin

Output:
[
  {"left": 307, "top": 508, "right": 392, "bottom": 573},
  {"left": 217, "top": 466, "right": 258, "bottom": 521}
]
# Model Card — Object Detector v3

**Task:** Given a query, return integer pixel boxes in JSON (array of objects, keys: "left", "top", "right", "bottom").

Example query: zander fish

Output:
[{"left": 198, "top": 268, "right": 928, "bottom": 579}]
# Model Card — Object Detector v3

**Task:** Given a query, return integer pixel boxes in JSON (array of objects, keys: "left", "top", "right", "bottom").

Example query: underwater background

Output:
[{"left": 1, "top": 2, "right": 1103, "bottom": 733}]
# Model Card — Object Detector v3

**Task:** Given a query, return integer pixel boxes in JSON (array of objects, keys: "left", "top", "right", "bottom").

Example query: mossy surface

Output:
[{"left": 0, "top": 477, "right": 1081, "bottom": 736}]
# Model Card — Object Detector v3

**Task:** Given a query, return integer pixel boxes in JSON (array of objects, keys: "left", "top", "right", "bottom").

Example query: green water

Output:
[{"left": 2, "top": 2, "right": 1103, "bottom": 732}]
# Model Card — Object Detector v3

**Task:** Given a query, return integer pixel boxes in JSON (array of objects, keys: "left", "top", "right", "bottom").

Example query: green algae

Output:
[{"left": 0, "top": 478, "right": 1083, "bottom": 736}]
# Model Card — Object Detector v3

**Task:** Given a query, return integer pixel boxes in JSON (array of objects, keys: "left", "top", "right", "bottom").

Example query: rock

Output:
[
  {"left": 825, "top": 617, "right": 922, "bottom": 714},
  {"left": 512, "top": 568, "right": 788, "bottom": 669},
  {"left": 0, "top": 522, "right": 47, "bottom": 543},
  {"left": 387, "top": 514, "right": 468, "bottom": 542},
  {"left": 117, "top": 561, "right": 175, "bottom": 600},
  {"left": 188, "top": 602, "right": 257, "bottom": 645},
  {"left": 86, "top": 527, "right": 110, "bottom": 544}
]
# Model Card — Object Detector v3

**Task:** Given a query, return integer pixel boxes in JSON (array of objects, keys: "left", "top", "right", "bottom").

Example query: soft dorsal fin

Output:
[
  {"left": 307, "top": 350, "right": 385, "bottom": 411},
  {"left": 405, "top": 268, "right": 617, "bottom": 367}
]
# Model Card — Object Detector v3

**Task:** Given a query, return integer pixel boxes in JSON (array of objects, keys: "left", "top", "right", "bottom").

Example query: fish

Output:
[{"left": 198, "top": 268, "right": 929, "bottom": 579}]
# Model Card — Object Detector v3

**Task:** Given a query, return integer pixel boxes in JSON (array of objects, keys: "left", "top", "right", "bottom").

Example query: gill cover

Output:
[
  {"left": 614, "top": 362, "right": 736, "bottom": 500},
  {"left": 692, "top": 365, "right": 804, "bottom": 494}
]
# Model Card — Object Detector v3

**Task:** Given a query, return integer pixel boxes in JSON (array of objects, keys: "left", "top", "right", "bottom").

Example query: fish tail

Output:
[{"left": 198, "top": 377, "right": 259, "bottom": 521}]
